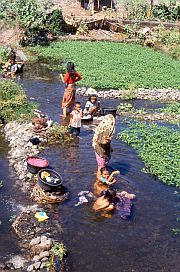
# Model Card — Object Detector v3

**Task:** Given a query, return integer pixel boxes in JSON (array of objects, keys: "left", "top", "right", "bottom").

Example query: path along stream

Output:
[{"left": 0, "top": 63, "right": 179, "bottom": 272}]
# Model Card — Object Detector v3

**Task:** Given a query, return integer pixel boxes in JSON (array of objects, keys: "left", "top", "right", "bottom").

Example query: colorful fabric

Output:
[
  {"left": 62, "top": 85, "right": 76, "bottom": 109},
  {"left": 70, "top": 110, "right": 82, "bottom": 128},
  {"left": 95, "top": 152, "right": 110, "bottom": 168},
  {"left": 115, "top": 193, "right": 132, "bottom": 220},
  {"left": 100, "top": 176, "right": 108, "bottom": 184},
  {"left": 63, "top": 71, "right": 81, "bottom": 85}
]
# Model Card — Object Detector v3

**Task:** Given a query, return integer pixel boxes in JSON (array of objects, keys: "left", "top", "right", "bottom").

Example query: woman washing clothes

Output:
[
  {"left": 92, "top": 114, "right": 116, "bottom": 178},
  {"left": 93, "top": 189, "right": 135, "bottom": 219},
  {"left": 60, "top": 62, "right": 82, "bottom": 117}
]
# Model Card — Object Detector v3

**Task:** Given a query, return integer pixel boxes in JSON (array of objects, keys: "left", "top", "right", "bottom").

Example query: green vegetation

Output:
[
  {"left": 0, "top": 180, "right": 4, "bottom": 188},
  {"left": 0, "top": 80, "right": 37, "bottom": 122},
  {"left": 51, "top": 242, "right": 67, "bottom": 262},
  {"left": 46, "top": 242, "right": 67, "bottom": 271},
  {"left": 117, "top": 121, "right": 180, "bottom": 187},
  {"left": 0, "top": 0, "right": 63, "bottom": 45},
  {"left": 47, "top": 123, "right": 69, "bottom": 144},
  {"left": 0, "top": 46, "right": 11, "bottom": 63},
  {"left": 31, "top": 41, "right": 180, "bottom": 89},
  {"left": 158, "top": 102, "right": 180, "bottom": 114},
  {"left": 119, "top": 0, "right": 179, "bottom": 21},
  {"left": 117, "top": 102, "right": 180, "bottom": 124}
]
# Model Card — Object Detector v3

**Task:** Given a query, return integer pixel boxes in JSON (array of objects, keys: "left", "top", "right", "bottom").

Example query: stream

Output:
[{"left": 0, "top": 63, "right": 179, "bottom": 272}]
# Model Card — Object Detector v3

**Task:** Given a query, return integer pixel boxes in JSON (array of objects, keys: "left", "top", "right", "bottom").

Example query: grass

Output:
[
  {"left": 117, "top": 121, "right": 180, "bottom": 187},
  {"left": 0, "top": 45, "right": 11, "bottom": 63},
  {"left": 0, "top": 80, "right": 37, "bottom": 122},
  {"left": 31, "top": 40, "right": 180, "bottom": 89}
]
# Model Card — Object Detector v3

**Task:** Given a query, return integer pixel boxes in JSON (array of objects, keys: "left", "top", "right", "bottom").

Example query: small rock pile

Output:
[
  {"left": 4, "top": 121, "right": 47, "bottom": 189},
  {"left": 27, "top": 236, "right": 52, "bottom": 271},
  {"left": 76, "top": 87, "right": 180, "bottom": 101},
  {"left": 2, "top": 121, "right": 67, "bottom": 271}
]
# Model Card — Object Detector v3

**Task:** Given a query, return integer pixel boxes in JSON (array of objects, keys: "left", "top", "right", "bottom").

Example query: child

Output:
[
  {"left": 69, "top": 102, "right": 83, "bottom": 137},
  {"left": 94, "top": 167, "right": 120, "bottom": 195},
  {"left": 60, "top": 62, "right": 82, "bottom": 117},
  {"left": 93, "top": 189, "right": 116, "bottom": 213},
  {"left": 84, "top": 95, "right": 100, "bottom": 116}
]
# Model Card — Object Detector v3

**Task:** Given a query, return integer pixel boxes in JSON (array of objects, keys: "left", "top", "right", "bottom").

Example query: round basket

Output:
[
  {"left": 38, "top": 169, "right": 62, "bottom": 191},
  {"left": 27, "top": 156, "right": 49, "bottom": 174}
]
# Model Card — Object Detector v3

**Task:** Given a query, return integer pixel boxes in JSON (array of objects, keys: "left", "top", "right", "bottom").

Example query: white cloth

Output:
[{"left": 70, "top": 110, "right": 82, "bottom": 128}]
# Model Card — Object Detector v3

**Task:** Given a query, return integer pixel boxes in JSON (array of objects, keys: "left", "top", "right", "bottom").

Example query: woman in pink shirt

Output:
[{"left": 60, "top": 62, "right": 82, "bottom": 117}]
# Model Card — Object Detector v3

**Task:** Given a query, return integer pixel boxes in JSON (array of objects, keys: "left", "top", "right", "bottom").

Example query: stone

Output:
[
  {"left": 30, "top": 237, "right": 41, "bottom": 247},
  {"left": 86, "top": 87, "right": 97, "bottom": 96},
  {"left": 41, "top": 257, "right": 48, "bottom": 262},
  {"left": 33, "top": 255, "right": 40, "bottom": 262},
  {"left": 40, "top": 262, "right": 46, "bottom": 269},
  {"left": 39, "top": 251, "right": 49, "bottom": 259},
  {"left": 40, "top": 235, "right": 48, "bottom": 243},
  {"left": 27, "top": 264, "right": 34, "bottom": 271},
  {"left": 9, "top": 255, "right": 27, "bottom": 269},
  {"left": 34, "top": 261, "right": 41, "bottom": 270}
]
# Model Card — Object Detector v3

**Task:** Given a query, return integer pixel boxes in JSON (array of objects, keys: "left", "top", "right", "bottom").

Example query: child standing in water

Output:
[
  {"left": 60, "top": 62, "right": 82, "bottom": 117},
  {"left": 69, "top": 102, "right": 83, "bottom": 137},
  {"left": 94, "top": 167, "right": 120, "bottom": 195}
]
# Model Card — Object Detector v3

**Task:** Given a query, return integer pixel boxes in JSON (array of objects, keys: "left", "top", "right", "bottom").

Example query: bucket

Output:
[
  {"left": 102, "top": 108, "right": 117, "bottom": 117},
  {"left": 37, "top": 169, "right": 62, "bottom": 191},
  {"left": 27, "top": 156, "right": 49, "bottom": 174}
]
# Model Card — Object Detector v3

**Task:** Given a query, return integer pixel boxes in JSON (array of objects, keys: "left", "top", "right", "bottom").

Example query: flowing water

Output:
[{"left": 0, "top": 63, "right": 179, "bottom": 271}]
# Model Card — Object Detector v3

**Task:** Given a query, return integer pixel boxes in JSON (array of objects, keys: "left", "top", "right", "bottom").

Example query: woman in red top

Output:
[{"left": 60, "top": 62, "right": 82, "bottom": 117}]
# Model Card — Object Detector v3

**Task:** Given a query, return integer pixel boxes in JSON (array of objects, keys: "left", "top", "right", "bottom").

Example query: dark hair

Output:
[
  {"left": 67, "top": 62, "right": 76, "bottom": 78},
  {"left": 75, "top": 101, "right": 81, "bottom": 106},
  {"left": 100, "top": 167, "right": 108, "bottom": 174},
  {"left": 9, "top": 50, "right": 16, "bottom": 61},
  {"left": 88, "top": 95, "right": 97, "bottom": 102},
  {"left": 104, "top": 189, "right": 116, "bottom": 202}
]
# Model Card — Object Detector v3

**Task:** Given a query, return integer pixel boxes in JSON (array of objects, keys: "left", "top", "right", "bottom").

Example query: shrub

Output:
[
  {"left": 152, "top": 3, "right": 180, "bottom": 22},
  {"left": 0, "top": 80, "right": 37, "bottom": 122}
]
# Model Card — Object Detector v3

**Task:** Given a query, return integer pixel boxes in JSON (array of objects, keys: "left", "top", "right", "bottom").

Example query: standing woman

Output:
[
  {"left": 92, "top": 114, "right": 116, "bottom": 178},
  {"left": 60, "top": 62, "right": 82, "bottom": 117}
]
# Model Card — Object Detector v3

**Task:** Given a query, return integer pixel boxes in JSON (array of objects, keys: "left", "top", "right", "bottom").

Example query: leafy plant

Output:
[
  {"left": 172, "top": 228, "right": 180, "bottom": 235},
  {"left": 158, "top": 102, "right": 180, "bottom": 115},
  {"left": 31, "top": 41, "right": 180, "bottom": 89},
  {"left": 152, "top": 2, "right": 179, "bottom": 22},
  {"left": 117, "top": 121, "right": 180, "bottom": 187},
  {"left": 0, "top": 80, "right": 37, "bottom": 122},
  {"left": 51, "top": 242, "right": 67, "bottom": 262},
  {"left": 121, "top": 89, "right": 137, "bottom": 100},
  {"left": 76, "top": 23, "right": 89, "bottom": 36},
  {"left": 0, "top": 46, "right": 11, "bottom": 63},
  {"left": 0, "top": 180, "right": 4, "bottom": 188},
  {"left": 9, "top": 215, "right": 16, "bottom": 222},
  {"left": 47, "top": 123, "right": 69, "bottom": 144}
]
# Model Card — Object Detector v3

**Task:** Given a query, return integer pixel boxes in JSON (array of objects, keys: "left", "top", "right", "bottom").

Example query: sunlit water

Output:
[{"left": 0, "top": 63, "right": 179, "bottom": 271}]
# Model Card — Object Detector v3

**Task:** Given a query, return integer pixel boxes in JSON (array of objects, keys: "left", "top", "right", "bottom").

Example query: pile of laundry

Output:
[{"left": 75, "top": 191, "right": 94, "bottom": 206}]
